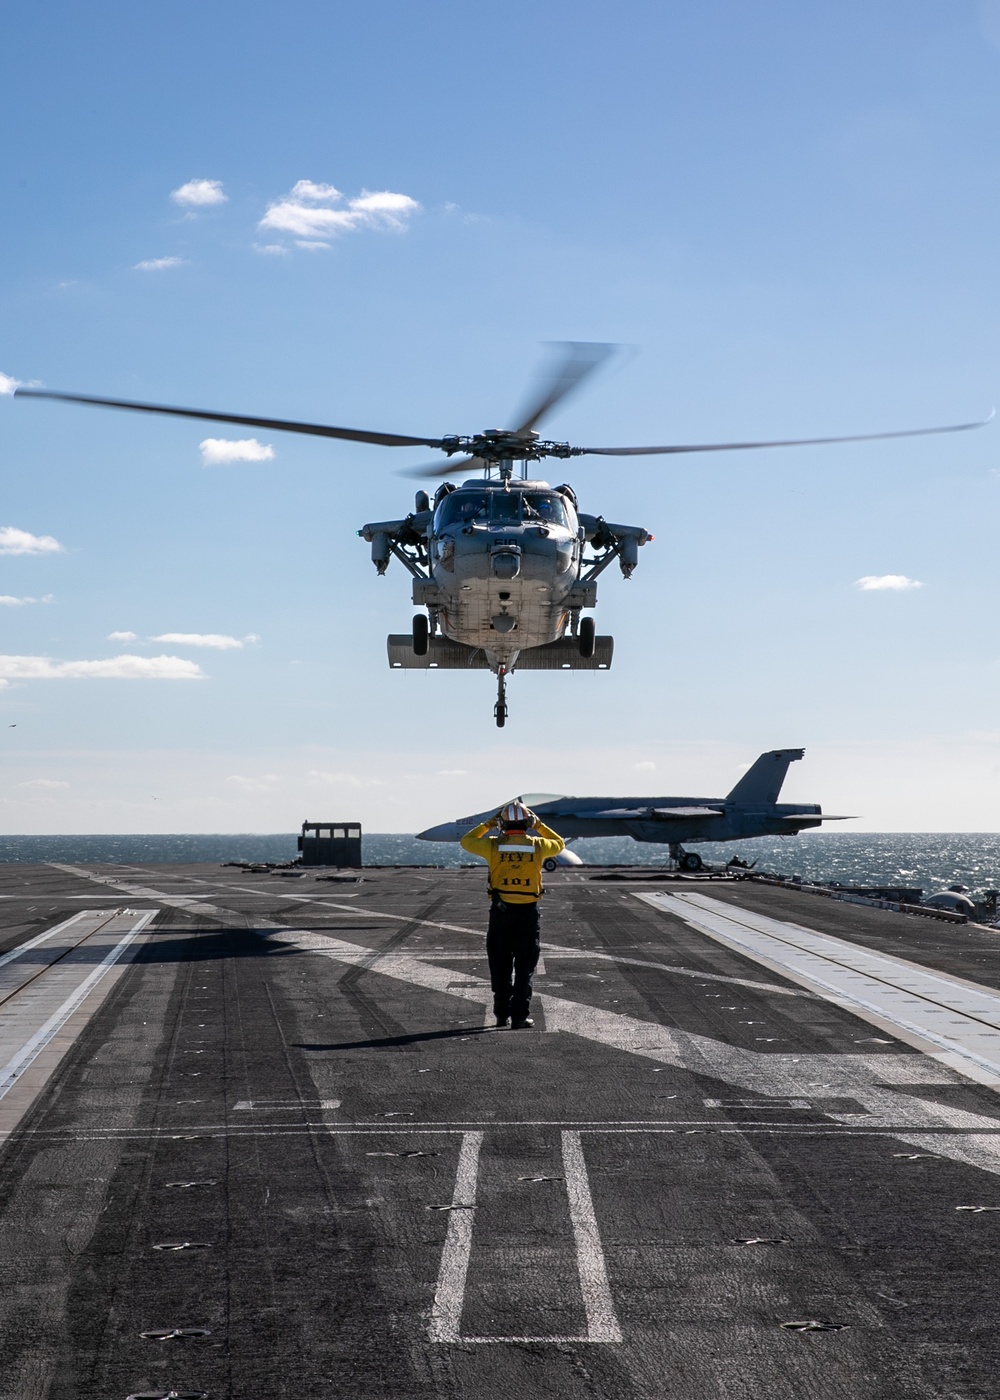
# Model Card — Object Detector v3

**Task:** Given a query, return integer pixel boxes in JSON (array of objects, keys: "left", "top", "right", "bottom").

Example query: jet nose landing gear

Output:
[{"left": 494, "top": 666, "right": 508, "bottom": 728}]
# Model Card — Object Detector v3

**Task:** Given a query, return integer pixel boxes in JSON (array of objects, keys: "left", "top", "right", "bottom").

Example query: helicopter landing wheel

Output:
[
  {"left": 412, "top": 612, "right": 429, "bottom": 656},
  {"left": 579, "top": 615, "right": 596, "bottom": 659},
  {"left": 494, "top": 668, "right": 508, "bottom": 728}
]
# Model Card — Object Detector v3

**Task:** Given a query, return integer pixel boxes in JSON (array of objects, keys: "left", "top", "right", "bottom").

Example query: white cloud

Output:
[
  {"left": 171, "top": 178, "right": 227, "bottom": 207},
  {"left": 295, "top": 239, "right": 332, "bottom": 251},
  {"left": 18, "top": 778, "right": 70, "bottom": 790},
  {"left": 259, "top": 181, "right": 420, "bottom": 244},
  {"left": 152, "top": 632, "right": 247, "bottom": 649},
  {"left": 348, "top": 190, "right": 421, "bottom": 226},
  {"left": 134, "top": 256, "right": 185, "bottom": 271},
  {"left": 0, "top": 654, "right": 204, "bottom": 680},
  {"left": 199, "top": 437, "right": 275, "bottom": 465},
  {"left": 633, "top": 760, "right": 657, "bottom": 771},
  {"left": 108, "top": 630, "right": 138, "bottom": 642},
  {"left": 225, "top": 773, "right": 281, "bottom": 792},
  {"left": 260, "top": 203, "right": 357, "bottom": 239},
  {"left": 0, "top": 371, "right": 43, "bottom": 394},
  {"left": 291, "top": 180, "right": 342, "bottom": 201},
  {"left": 0, "top": 526, "right": 64, "bottom": 556},
  {"left": 253, "top": 243, "right": 289, "bottom": 256},
  {"left": 855, "top": 574, "right": 923, "bottom": 591},
  {"left": 0, "top": 594, "right": 51, "bottom": 606}
]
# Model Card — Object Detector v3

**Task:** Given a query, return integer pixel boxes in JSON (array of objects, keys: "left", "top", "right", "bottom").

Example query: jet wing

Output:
[
  {"left": 779, "top": 813, "right": 856, "bottom": 821},
  {"left": 650, "top": 806, "right": 724, "bottom": 819}
]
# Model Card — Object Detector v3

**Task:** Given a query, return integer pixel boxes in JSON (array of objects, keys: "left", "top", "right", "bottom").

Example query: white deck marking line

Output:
[
  {"left": 33, "top": 1117, "right": 883, "bottom": 1133},
  {"left": 640, "top": 891, "right": 1000, "bottom": 1089},
  {"left": 49, "top": 865, "right": 235, "bottom": 920},
  {"left": 560, "top": 1131, "right": 623, "bottom": 1342},
  {"left": 233, "top": 1100, "right": 341, "bottom": 1110},
  {"left": 0, "top": 911, "right": 157, "bottom": 1100},
  {"left": 51, "top": 864, "right": 489, "bottom": 937},
  {"left": 38, "top": 1126, "right": 995, "bottom": 1146},
  {"left": 429, "top": 1130, "right": 621, "bottom": 1345},
  {"left": 113, "top": 867, "right": 808, "bottom": 999},
  {"left": 123, "top": 868, "right": 807, "bottom": 998},
  {"left": 57, "top": 867, "right": 800, "bottom": 1004},
  {"left": 428, "top": 1131, "right": 483, "bottom": 1342},
  {"left": 539, "top": 943, "right": 810, "bottom": 996},
  {"left": 261, "top": 925, "right": 1000, "bottom": 1178},
  {"left": 0, "top": 910, "right": 90, "bottom": 971}
]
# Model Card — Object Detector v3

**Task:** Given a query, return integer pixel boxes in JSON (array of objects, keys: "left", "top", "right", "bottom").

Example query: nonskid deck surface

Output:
[{"left": 1, "top": 864, "right": 1000, "bottom": 1397}]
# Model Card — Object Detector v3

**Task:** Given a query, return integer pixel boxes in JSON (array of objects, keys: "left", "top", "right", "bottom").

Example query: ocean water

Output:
[{"left": 0, "top": 831, "right": 998, "bottom": 897}]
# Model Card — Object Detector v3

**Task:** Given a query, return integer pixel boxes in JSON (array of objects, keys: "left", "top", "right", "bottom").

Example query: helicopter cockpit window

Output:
[
  {"left": 522, "top": 493, "right": 570, "bottom": 528},
  {"left": 435, "top": 492, "right": 489, "bottom": 529},
  {"left": 489, "top": 493, "right": 522, "bottom": 524}
]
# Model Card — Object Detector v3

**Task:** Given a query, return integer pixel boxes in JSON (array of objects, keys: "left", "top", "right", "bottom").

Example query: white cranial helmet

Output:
[{"left": 499, "top": 800, "right": 531, "bottom": 826}]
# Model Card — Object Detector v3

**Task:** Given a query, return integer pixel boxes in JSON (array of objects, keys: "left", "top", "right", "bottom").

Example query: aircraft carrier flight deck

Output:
[{"left": 2, "top": 860, "right": 1000, "bottom": 1399}]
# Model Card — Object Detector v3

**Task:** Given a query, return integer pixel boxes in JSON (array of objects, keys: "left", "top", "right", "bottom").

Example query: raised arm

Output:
[
  {"left": 530, "top": 819, "right": 565, "bottom": 860},
  {"left": 459, "top": 818, "right": 497, "bottom": 859}
]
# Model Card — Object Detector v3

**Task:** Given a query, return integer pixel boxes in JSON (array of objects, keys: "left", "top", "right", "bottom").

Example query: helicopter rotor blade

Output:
[
  {"left": 14, "top": 389, "right": 447, "bottom": 451},
  {"left": 577, "top": 413, "right": 994, "bottom": 457},
  {"left": 510, "top": 341, "right": 617, "bottom": 437},
  {"left": 397, "top": 456, "right": 478, "bottom": 481}
]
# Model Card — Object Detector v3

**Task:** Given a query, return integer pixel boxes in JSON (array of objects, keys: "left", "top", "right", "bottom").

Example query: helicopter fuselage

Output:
[
  {"left": 427, "top": 479, "right": 581, "bottom": 665},
  {"left": 359, "top": 475, "right": 651, "bottom": 673}
]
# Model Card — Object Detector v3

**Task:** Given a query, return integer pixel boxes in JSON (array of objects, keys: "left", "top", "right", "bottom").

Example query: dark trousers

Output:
[{"left": 486, "top": 895, "right": 541, "bottom": 1021}]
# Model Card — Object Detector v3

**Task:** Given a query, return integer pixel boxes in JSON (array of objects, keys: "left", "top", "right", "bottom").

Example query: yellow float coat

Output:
[{"left": 459, "top": 820, "right": 565, "bottom": 903}]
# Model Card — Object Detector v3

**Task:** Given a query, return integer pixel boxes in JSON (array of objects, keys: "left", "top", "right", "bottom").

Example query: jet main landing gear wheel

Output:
[{"left": 679, "top": 851, "right": 703, "bottom": 872}]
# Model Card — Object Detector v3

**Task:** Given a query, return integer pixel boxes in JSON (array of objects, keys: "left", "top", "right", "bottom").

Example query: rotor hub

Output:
[{"left": 439, "top": 432, "right": 577, "bottom": 463}]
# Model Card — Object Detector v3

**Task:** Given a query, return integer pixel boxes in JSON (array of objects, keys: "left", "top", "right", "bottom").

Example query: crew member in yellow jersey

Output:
[{"left": 460, "top": 800, "right": 565, "bottom": 1028}]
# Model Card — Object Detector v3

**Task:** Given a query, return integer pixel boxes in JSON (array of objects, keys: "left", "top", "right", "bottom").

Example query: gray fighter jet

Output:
[{"left": 416, "top": 747, "right": 851, "bottom": 870}]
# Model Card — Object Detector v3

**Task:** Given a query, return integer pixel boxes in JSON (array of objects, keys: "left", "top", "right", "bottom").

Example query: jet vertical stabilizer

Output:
[{"left": 725, "top": 748, "right": 805, "bottom": 805}]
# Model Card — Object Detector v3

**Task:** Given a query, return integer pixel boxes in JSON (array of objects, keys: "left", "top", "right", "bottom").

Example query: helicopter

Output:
[
  {"left": 357, "top": 344, "right": 653, "bottom": 725},
  {"left": 16, "top": 344, "right": 989, "bottom": 726}
]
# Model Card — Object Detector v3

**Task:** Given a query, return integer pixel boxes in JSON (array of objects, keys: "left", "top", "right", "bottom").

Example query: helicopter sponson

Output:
[{"left": 359, "top": 476, "right": 651, "bottom": 724}]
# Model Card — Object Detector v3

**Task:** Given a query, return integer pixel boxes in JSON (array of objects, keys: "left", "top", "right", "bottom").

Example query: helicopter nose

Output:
[{"left": 491, "top": 551, "right": 521, "bottom": 579}]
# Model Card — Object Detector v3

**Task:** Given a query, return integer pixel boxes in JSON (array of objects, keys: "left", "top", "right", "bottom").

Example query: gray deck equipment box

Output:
[{"left": 298, "top": 821, "right": 362, "bottom": 867}]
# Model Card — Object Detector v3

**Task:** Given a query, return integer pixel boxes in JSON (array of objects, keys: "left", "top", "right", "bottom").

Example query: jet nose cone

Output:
[{"left": 416, "top": 821, "right": 462, "bottom": 842}]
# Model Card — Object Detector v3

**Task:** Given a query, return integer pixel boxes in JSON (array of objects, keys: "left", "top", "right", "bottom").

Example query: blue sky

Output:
[{"left": 1, "top": 0, "right": 999, "bottom": 833}]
